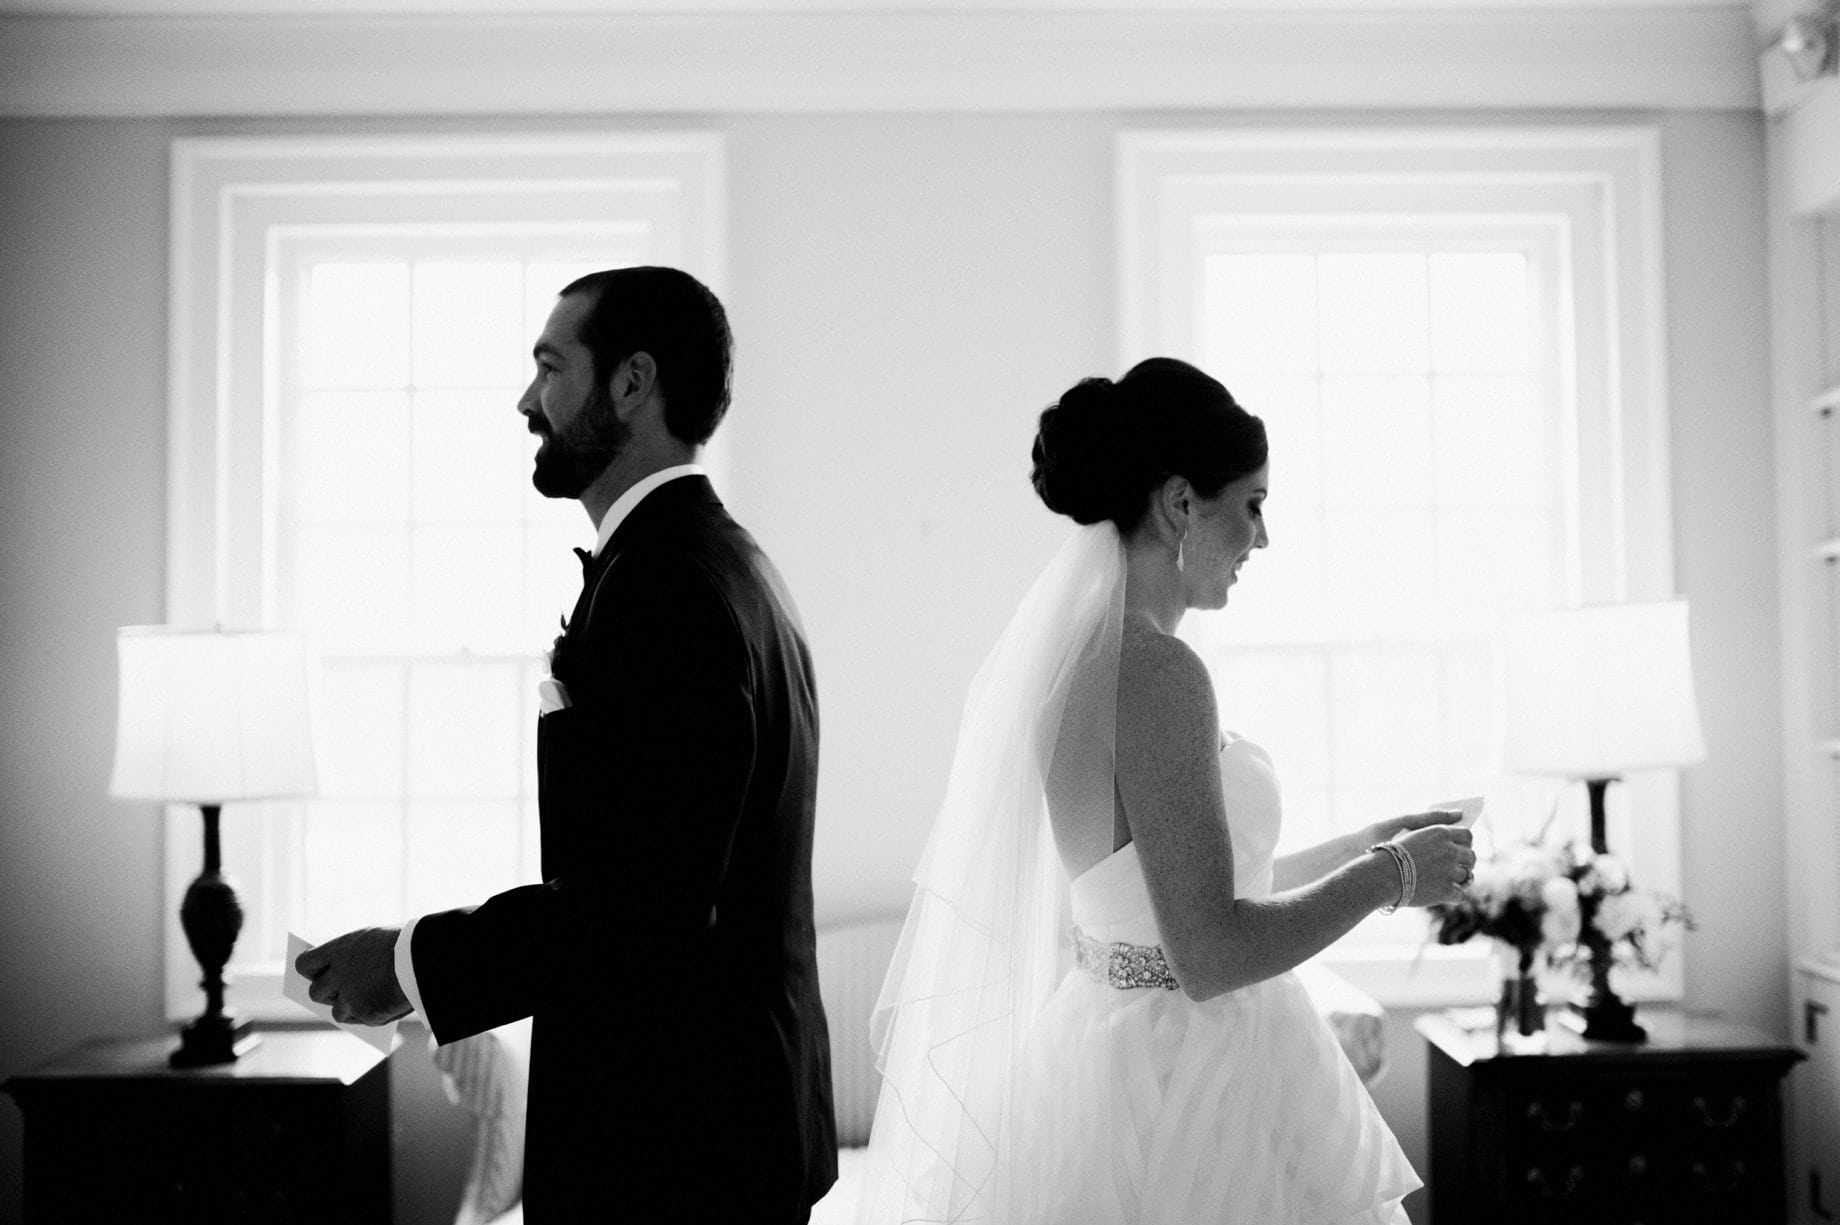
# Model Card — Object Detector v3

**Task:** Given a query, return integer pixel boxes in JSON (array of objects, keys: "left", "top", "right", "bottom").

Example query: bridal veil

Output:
[{"left": 856, "top": 523, "right": 1126, "bottom": 1223}]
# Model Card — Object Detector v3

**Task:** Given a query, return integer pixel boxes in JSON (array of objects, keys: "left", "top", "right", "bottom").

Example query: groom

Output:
[{"left": 298, "top": 266, "right": 837, "bottom": 1222}]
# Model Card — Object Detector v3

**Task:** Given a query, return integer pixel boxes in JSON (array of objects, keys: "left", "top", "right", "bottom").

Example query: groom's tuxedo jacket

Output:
[{"left": 411, "top": 476, "right": 838, "bottom": 1222}]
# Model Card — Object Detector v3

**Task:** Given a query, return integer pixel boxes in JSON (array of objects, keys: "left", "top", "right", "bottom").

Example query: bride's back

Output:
[{"left": 1041, "top": 620, "right": 1139, "bottom": 880}]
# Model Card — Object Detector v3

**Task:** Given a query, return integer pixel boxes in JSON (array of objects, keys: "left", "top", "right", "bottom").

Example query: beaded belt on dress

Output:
[{"left": 1071, "top": 925, "right": 1180, "bottom": 991}]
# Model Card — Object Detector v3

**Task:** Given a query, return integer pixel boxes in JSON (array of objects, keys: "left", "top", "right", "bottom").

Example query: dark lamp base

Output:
[
  {"left": 170, "top": 1015, "right": 260, "bottom": 1068},
  {"left": 1557, "top": 997, "right": 1648, "bottom": 1044}
]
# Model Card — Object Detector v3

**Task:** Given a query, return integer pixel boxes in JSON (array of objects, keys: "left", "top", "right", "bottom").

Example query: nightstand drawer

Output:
[
  {"left": 1419, "top": 1013, "right": 1802, "bottom": 1225},
  {"left": 4, "top": 1031, "right": 392, "bottom": 1225}
]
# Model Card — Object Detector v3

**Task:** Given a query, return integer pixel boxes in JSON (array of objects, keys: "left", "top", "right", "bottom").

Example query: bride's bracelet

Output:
[{"left": 1367, "top": 841, "right": 1416, "bottom": 914}]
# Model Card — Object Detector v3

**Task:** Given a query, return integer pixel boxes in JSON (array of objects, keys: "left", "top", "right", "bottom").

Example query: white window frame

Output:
[
  {"left": 1119, "top": 126, "right": 1681, "bottom": 1008},
  {"left": 164, "top": 132, "right": 724, "bottom": 1021}
]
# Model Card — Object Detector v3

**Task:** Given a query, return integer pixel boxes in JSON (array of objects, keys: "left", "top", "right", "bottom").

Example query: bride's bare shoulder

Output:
[{"left": 1119, "top": 615, "right": 1216, "bottom": 730}]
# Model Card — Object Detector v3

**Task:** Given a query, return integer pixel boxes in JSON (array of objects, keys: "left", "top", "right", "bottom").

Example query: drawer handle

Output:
[
  {"left": 1628, "top": 1153, "right": 1648, "bottom": 1177},
  {"left": 1692, "top": 1093, "right": 1747, "bottom": 1129},
  {"left": 1624, "top": 1089, "right": 1644, "bottom": 1112},
  {"left": 1525, "top": 1100, "right": 1583, "bottom": 1132},
  {"left": 1526, "top": 1164, "right": 1586, "bottom": 1198}
]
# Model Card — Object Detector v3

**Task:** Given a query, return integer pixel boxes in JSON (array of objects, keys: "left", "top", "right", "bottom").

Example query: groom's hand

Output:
[{"left": 295, "top": 926, "right": 411, "bottom": 1026}]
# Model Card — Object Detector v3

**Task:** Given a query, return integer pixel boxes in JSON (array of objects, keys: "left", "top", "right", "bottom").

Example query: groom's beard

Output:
[{"left": 532, "top": 385, "right": 630, "bottom": 499}]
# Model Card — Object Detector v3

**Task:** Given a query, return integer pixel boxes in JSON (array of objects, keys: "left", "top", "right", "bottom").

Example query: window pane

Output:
[
  {"left": 295, "top": 391, "right": 412, "bottom": 526},
  {"left": 406, "top": 800, "right": 520, "bottom": 915},
  {"left": 301, "top": 263, "right": 410, "bottom": 390},
  {"left": 405, "top": 662, "right": 522, "bottom": 799},
  {"left": 1431, "top": 377, "right": 1546, "bottom": 510},
  {"left": 294, "top": 527, "right": 410, "bottom": 656},
  {"left": 1317, "top": 254, "right": 1429, "bottom": 375},
  {"left": 314, "top": 662, "right": 405, "bottom": 800},
  {"left": 1441, "top": 644, "right": 1498, "bottom": 784},
  {"left": 1321, "top": 509, "right": 1436, "bottom": 639},
  {"left": 1430, "top": 253, "right": 1530, "bottom": 374},
  {"left": 303, "top": 801, "right": 404, "bottom": 934},
  {"left": 1320, "top": 377, "right": 1434, "bottom": 511},
  {"left": 412, "top": 262, "right": 525, "bottom": 389},
  {"left": 410, "top": 526, "right": 526, "bottom": 657},
  {"left": 1210, "top": 649, "right": 1331, "bottom": 783},
  {"left": 1328, "top": 651, "right": 1444, "bottom": 785},
  {"left": 1204, "top": 254, "right": 1318, "bottom": 376},
  {"left": 411, "top": 390, "right": 527, "bottom": 525}
]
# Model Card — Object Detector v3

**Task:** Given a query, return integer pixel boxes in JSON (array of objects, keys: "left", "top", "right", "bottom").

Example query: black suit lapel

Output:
[{"left": 547, "top": 475, "right": 723, "bottom": 687}]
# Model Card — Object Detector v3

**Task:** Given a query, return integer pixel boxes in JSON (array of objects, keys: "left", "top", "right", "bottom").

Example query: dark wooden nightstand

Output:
[
  {"left": 2, "top": 1029, "right": 394, "bottom": 1225},
  {"left": 1417, "top": 1010, "right": 1803, "bottom": 1225}
]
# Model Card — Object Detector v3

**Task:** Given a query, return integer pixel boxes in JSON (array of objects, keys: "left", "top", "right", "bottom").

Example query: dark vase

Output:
[{"left": 1494, "top": 943, "right": 1546, "bottom": 1051}]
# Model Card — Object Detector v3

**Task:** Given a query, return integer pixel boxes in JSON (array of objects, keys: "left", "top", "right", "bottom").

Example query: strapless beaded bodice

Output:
[{"left": 1069, "top": 733, "right": 1281, "bottom": 950}]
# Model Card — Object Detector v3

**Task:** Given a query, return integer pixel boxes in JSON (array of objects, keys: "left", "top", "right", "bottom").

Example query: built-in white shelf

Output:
[
  {"left": 1822, "top": 738, "right": 1840, "bottom": 759},
  {"left": 1814, "top": 385, "right": 1840, "bottom": 417},
  {"left": 1815, "top": 538, "right": 1840, "bottom": 562}
]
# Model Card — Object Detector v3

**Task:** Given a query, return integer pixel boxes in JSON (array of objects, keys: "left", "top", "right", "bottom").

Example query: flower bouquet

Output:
[{"left": 1427, "top": 838, "right": 1692, "bottom": 1046}]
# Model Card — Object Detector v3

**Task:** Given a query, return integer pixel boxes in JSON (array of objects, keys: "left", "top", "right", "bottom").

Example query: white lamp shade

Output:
[
  {"left": 109, "top": 628, "right": 319, "bottom": 803},
  {"left": 1501, "top": 599, "right": 1707, "bottom": 778}
]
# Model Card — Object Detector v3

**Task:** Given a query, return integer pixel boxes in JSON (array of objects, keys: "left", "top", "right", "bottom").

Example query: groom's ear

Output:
[{"left": 607, "top": 351, "right": 660, "bottom": 419}]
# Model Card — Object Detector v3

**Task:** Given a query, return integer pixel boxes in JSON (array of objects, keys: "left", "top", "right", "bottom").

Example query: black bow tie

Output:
[{"left": 574, "top": 546, "right": 594, "bottom": 571}]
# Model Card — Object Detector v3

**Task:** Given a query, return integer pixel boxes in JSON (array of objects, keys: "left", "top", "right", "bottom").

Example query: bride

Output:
[{"left": 856, "top": 357, "right": 1475, "bottom": 1224}]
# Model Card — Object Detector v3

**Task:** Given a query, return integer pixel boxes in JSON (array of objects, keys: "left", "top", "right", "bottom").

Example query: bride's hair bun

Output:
[
  {"left": 1030, "top": 377, "right": 1131, "bottom": 525},
  {"left": 1030, "top": 358, "right": 1267, "bottom": 531}
]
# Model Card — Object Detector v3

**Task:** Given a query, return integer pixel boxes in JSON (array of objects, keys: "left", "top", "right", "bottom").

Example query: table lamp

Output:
[
  {"left": 109, "top": 627, "right": 317, "bottom": 1067},
  {"left": 1501, "top": 599, "right": 1705, "bottom": 1042}
]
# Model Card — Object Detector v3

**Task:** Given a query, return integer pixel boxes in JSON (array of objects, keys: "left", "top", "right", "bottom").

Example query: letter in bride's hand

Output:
[{"left": 1431, "top": 796, "right": 1487, "bottom": 829}]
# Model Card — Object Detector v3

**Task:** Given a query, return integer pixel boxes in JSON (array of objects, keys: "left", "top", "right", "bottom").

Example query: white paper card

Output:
[
  {"left": 284, "top": 932, "right": 399, "bottom": 1055},
  {"left": 1431, "top": 796, "right": 1486, "bottom": 828}
]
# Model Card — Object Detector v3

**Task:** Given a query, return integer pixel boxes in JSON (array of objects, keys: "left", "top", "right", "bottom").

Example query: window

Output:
[
  {"left": 1120, "top": 128, "right": 1680, "bottom": 1005},
  {"left": 165, "top": 133, "right": 723, "bottom": 1020}
]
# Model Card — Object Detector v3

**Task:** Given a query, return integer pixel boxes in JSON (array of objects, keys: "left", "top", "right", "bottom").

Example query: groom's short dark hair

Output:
[{"left": 561, "top": 266, "right": 733, "bottom": 446}]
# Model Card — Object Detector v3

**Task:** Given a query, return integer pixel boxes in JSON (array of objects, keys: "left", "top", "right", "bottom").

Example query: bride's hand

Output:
[
  {"left": 1365, "top": 808, "right": 1461, "bottom": 846},
  {"left": 1392, "top": 822, "right": 1477, "bottom": 907}
]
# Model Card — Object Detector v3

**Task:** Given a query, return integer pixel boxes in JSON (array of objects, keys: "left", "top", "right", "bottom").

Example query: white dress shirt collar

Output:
[{"left": 591, "top": 463, "right": 707, "bottom": 558}]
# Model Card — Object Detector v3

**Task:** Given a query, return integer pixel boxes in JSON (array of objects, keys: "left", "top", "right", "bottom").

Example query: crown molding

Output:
[{"left": 0, "top": 7, "right": 1760, "bottom": 117}]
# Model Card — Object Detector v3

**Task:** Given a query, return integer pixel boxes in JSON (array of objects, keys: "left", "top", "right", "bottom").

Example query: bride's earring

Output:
[{"left": 1175, "top": 532, "right": 1187, "bottom": 574}]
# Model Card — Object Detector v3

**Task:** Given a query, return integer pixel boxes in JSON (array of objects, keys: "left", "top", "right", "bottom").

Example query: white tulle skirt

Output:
[{"left": 1006, "top": 966, "right": 1420, "bottom": 1225}]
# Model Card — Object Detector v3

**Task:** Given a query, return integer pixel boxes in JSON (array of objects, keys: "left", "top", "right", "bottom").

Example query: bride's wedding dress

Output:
[
  {"left": 858, "top": 524, "right": 1418, "bottom": 1224},
  {"left": 1007, "top": 735, "right": 1417, "bottom": 1223}
]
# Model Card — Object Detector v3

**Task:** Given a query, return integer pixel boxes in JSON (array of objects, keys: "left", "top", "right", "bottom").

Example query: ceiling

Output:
[{"left": 0, "top": 0, "right": 1754, "bottom": 15}]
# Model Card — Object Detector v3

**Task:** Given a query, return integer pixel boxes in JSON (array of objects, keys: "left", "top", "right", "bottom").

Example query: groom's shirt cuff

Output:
[{"left": 394, "top": 917, "right": 432, "bottom": 1030}]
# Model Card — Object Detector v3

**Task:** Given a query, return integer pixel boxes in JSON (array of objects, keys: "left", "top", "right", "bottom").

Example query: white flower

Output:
[
  {"left": 1579, "top": 852, "right": 1630, "bottom": 898},
  {"left": 1540, "top": 876, "right": 1581, "bottom": 946},
  {"left": 1594, "top": 890, "right": 1658, "bottom": 942}
]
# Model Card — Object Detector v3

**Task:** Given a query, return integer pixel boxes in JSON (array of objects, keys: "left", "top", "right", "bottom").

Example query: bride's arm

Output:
[
  {"left": 1269, "top": 833, "right": 1372, "bottom": 894},
  {"left": 1118, "top": 629, "right": 1472, "bottom": 1003}
]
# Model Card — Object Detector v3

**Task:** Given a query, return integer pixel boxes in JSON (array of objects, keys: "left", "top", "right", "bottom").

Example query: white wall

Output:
[
  {"left": 0, "top": 107, "right": 1780, "bottom": 1225},
  {"left": 722, "top": 112, "right": 1115, "bottom": 923}
]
